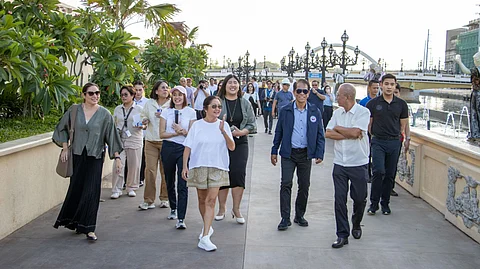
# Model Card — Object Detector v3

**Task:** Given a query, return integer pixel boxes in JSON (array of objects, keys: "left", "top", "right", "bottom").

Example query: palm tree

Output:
[{"left": 85, "top": 0, "right": 180, "bottom": 31}]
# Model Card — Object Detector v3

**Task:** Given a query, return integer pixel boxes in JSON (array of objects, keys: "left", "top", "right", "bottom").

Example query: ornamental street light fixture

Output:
[
  {"left": 258, "top": 55, "right": 271, "bottom": 81},
  {"left": 239, "top": 50, "right": 256, "bottom": 83},
  {"left": 280, "top": 47, "right": 298, "bottom": 78},
  {"left": 334, "top": 30, "right": 360, "bottom": 75}
]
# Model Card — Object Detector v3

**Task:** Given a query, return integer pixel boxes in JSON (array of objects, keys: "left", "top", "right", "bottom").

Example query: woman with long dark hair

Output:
[
  {"left": 243, "top": 82, "right": 259, "bottom": 117},
  {"left": 52, "top": 82, "right": 122, "bottom": 241},
  {"left": 215, "top": 74, "right": 257, "bottom": 224},
  {"left": 138, "top": 80, "right": 171, "bottom": 210}
]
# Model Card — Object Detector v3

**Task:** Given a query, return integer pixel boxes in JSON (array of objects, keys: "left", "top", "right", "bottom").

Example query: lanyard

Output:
[{"left": 122, "top": 107, "right": 133, "bottom": 129}]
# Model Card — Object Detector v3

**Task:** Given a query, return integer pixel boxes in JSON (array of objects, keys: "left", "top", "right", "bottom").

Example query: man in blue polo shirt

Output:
[
  {"left": 272, "top": 78, "right": 294, "bottom": 117},
  {"left": 359, "top": 80, "right": 380, "bottom": 107},
  {"left": 307, "top": 80, "right": 326, "bottom": 114},
  {"left": 271, "top": 79, "right": 325, "bottom": 231}
]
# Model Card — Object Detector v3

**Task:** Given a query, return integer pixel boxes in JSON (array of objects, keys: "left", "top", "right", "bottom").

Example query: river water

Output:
[{"left": 350, "top": 83, "right": 470, "bottom": 113}]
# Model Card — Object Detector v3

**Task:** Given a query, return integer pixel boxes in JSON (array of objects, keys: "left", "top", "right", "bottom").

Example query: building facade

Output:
[
  {"left": 456, "top": 19, "right": 480, "bottom": 72},
  {"left": 445, "top": 28, "right": 466, "bottom": 74}
]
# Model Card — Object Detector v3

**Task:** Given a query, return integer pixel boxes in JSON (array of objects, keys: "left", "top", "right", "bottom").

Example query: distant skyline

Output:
[{"left": 63, "top": 0, "right": 480, "bottom": 71}]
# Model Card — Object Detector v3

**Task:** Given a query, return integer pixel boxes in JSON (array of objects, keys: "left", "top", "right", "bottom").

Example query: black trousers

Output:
[
  {"left": 161, "top": 140, "right": 188, "bottom": 219},
  {"left": 280, "top": 149, "right": 312, "bottom": 219},
  {"left": 263, "top": 109, "right": 273, "bottom": 131},
  {"left": 370, "top": 138, "right": 401, "bottom": 207},
  {"left": 323, "top": 106, "right": 333, "bottom": 130},
  {"left": 54, "top": 149, "right": 103, "bottom": 234},
  {"left": 333, "top": 164, "right": 368, "bottom": 238}
]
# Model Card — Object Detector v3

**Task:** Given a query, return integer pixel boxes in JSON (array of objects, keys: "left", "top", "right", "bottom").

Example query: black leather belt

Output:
[
  {"left": 372, "top": 135, "right": 400, "bottom": 140},
  {"left": 292, "top": 147, "right": 307, "bottom": 152}
]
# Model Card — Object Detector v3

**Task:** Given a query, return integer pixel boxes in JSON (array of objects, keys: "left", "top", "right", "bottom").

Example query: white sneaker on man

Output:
[
  {"left": 198, "top": 235, "right": 217, "bottom": 251},
  {"left": 138, "top": 202, "right": 155, "bottom": 210},
  {"left": 128, "top": 191, "right": 136, "bottom": 197},
  {"left": 110, "top": 192, "right": 121, "bottom": 199}
]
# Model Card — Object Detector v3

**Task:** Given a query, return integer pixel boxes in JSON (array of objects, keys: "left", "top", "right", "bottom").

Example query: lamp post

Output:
[
  {"left": 401, "top": 59, "right": 404, "bottom": 72},
  {"left": 337, "top": 30, "right": 360, "bottom": 74},
  {"left": 241, "top": 50, "right": 256, "bottom": 83},
  {"left": 259, "top": 55, "right": 270, "bottom": 81},
  {"left": 362, "top": 58, "right": 366, "bottom": 71},
  {"left": 280, "top": 47, "right": 298, "bottom": 78},
  {"left": 223, "top": 55, "right": 226, "bottom": 69}
]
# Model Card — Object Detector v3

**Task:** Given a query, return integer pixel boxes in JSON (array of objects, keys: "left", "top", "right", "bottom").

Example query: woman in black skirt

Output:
[
  {"left": 52, "top": 82, "right": 123, "bottom": 241},
  {"left": 215, "top": 74, "right": 257, "bottom": 224}
]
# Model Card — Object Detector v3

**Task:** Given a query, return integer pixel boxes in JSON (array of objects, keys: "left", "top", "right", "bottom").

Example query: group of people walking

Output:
[
  {"left": 52, "top": 74, "right": 256, "bottom": 251},
  {"left": 52, "top": 72, "right": 408, "bottom": 251}
]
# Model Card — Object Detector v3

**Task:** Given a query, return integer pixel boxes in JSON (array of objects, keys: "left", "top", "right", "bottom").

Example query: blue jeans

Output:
[
  {"left": 161, "top": 140, "right": 188, "bottom": 219},
  {"left": 369, "top": 138, "right": 401, "bottom": 208}
]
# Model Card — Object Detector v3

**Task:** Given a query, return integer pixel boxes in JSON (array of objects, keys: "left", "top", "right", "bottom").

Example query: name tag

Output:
[{"left": 125, "top": 130, "right": 132, "bottom": 137}]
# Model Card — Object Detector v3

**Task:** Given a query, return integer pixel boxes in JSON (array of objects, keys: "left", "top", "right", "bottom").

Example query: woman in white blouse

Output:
[
  {"left": 160, "top": 86, "right": 197, "bottom": 229},
  {"left": 243, "top": 82, "right": 259, "bottom": 116},
  {"left": 182, "top": 95, "right": 235, "bottom": 251},
  {"left": 139, "top": 81, "right": 171, "bottom": 210},
  {"left": 111, "top": 85, "right": 146, "bottom": 199}
]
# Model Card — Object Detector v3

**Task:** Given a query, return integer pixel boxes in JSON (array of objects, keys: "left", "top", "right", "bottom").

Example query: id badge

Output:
[{"left": 125, "top": 130, "right": 132, "bottom": 137}]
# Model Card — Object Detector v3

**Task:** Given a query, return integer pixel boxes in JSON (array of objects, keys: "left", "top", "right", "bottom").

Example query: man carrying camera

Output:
[{"left": 193, "top": 79, "right": 210, "bottom": 119}]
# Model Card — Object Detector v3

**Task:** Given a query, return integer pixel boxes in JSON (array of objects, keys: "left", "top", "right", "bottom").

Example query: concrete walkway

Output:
[{"left": 1, "top": 119, "right": 479, "bottom": 269}]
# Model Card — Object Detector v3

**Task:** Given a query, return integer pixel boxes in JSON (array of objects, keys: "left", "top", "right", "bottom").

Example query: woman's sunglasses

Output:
[
  {"left": 86, "top": 91, "right": 100, "bottom": 96},
  {"left": 210, "top": 104, "right": 222, "bottom": 109},
  {"left": 296, "top": 89, "right": 309, "bottom": 94}
]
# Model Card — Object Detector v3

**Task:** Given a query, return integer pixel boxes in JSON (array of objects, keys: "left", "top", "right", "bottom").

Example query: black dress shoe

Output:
[
  {"left": 352, "top": 228, "right": 362, "bottom": 239},
  {"left": 332, "top": 237, "right": 348, "bottom": 248},
  {"left": 277, "top": 218, "right": 291, "bottom": 231},
  {"left": 391, "top": 189, "right": 398, "bottom": 196},
  {"left": 367, "top": 204, "right": 378, "bottom": 215},
  {"left": 294, "top": 216, "right": 309, "bottom": 227}
]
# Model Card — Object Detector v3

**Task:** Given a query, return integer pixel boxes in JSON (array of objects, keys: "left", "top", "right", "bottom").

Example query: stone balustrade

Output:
[{"left": 397, "top": 127, "right": 480, "bottom": 243}]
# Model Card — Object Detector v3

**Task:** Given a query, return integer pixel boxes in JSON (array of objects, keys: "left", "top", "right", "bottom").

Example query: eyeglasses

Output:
[
  {"left": 86, "top": 91, "right": 100, "bottom": 96},
  {"left": 210, "top": 104, "right": 222, "bottom": 109},
  {"left": 121, "top": 93, "right": 130, "bottom": 97},
  {"left": 296, "top": 89, "right": 309, "bottom": 94}
]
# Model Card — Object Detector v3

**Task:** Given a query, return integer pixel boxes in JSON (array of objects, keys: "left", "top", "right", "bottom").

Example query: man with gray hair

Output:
[{"left": 325, "top": 83, "right": 370, "bottom": 248}]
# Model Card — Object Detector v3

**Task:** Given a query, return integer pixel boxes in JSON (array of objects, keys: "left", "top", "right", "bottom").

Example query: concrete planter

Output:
[{"left": 0, "top": 133, "right": 113, "bottom": 240}]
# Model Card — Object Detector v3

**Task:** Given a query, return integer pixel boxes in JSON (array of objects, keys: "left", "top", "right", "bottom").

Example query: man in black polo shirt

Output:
[{"left": 366, "top": 74, "right": 409, "bottom": 215}]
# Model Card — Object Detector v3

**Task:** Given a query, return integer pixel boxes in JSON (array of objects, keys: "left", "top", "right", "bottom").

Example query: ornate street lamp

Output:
[
  {"left": 241, "top": 50, "right": 256, "bottom": 82},
  {"left": 280, "top": 47, "right": 299, "bottom": 77}
]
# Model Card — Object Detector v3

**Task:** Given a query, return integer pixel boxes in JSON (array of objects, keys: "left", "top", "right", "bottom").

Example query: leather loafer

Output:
[
  {"left": 352, "top": 228, "right": 362, "bottom": 239},
  {"left": 293, "top": 216, "right": 309, "bottom": 227},
  {"left": 332, "top": 237, "right": 348, "bottom": 248},
  {"left": 277, "top": 218, "right": 291, "bottom": 231}
]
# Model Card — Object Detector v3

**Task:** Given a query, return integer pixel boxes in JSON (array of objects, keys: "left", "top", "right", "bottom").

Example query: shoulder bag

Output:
[{"left": 56, "top": 104, "right": 78, "bottom": 178}]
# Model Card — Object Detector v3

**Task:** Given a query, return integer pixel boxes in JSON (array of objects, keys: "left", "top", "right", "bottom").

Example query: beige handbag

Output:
[{"left": 56, "top": 105, "right": 78, "bottom": 178}]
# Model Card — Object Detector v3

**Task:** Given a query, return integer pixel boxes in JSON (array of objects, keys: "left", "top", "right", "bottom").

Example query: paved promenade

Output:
[{"left": 1, "top": 119, "right": 479, "bottom": 269}]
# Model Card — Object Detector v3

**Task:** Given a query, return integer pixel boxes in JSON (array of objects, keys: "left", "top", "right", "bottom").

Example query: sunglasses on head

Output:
[
  {"left": 210, "top": 104, "right": 222, "bottom": 109},
  {"left": 296, "top": 89, "right": 309, "bottom": 94},
  {"left": 86, "top": 91, "right": 100, "bottom": 96}
]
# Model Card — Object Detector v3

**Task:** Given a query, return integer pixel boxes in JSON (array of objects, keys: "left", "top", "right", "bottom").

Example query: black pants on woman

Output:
[
  {"left": 161, "top": 140, "right": 188, "bottom": 219},
  {"left": 323, "top": 106, "right": 333, "bottom": 130},
  {"left": 54, "top": 148, "right": 104, "bottom": 234},
  {"left": 220, "top": 136, "right": 248, "bottom": 190}
]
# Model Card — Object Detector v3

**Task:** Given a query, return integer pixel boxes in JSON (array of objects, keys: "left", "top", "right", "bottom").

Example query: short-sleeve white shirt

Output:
[
  {"left": 326, "top": 104, "right": 370, "bottom": 167},
  {"left": 160, "top": 106, "right": 197, "bottom": 145},
  {"left": 194, "top": 87, "right": 208, "bottom": 110},
  {"left": 184, "top": 119, "right": 233, "bottom": 171}
]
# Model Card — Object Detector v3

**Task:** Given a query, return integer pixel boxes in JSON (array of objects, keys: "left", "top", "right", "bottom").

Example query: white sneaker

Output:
[
  {"left": 159, "top": 201, "right": 169, "bottom": 208},
  {"left": 198, "top": 226, "right": 214, "bottom": 240},
  {"left": 128, "top": 191, "right": 136, "bottom": 197},
  {"left": 176, "top": 219, "right": 187, "bottom": 229},
  {"left": 167, "top": 209, "right": 177, "bottom": 220},
  {"left": 198, "top": 235, "right": 217, "bottom": 251},
  {"left": 110, "top": 192, "right": 121, "bottom": 199},
  {"left": 138, "top": 202, "right": 155, "bottom": 210}
]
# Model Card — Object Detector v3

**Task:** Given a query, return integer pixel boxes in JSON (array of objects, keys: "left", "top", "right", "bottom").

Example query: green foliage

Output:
[
  {"left": 141, "top": 39, "right": 207, "bottom": 86},
  {"left": 89, "top": 29, "right": 141, "bottom": 107},
  {"left": 0, "top": 110, "right": 62, "bottom": 143},
  {"left": 0, "top": 0, "right": 82, "bottom": 117}
]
